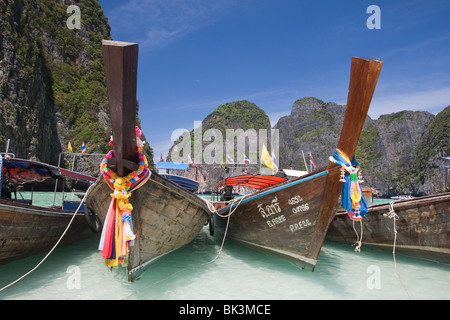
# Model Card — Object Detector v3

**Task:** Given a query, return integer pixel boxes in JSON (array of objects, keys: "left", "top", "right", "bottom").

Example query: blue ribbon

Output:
[
  {"left": 122, "top": 214, "right": 132, "bottom": 222},
  {"left": 332, "top": 150, "right": 368, "bottom": 216}
]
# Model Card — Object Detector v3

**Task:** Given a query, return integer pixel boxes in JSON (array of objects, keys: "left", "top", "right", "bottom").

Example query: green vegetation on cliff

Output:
[
  {"left": 413, "top": 105, "right": 450, "bottom": 186},
  {"left": 168, "top": 100, "right": 271, "bottom": 164},
  {"left": 0, "top": 0, "right": 153, "bottom": 168},
  {"left": 203, "top": 100, "right": 271, "bottom": 132}
]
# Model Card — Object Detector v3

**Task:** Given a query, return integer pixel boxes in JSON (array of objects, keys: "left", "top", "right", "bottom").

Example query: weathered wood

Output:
[
  {"left": 327, "top": 192, "right": 450, "bottom": 264},
  {"left": 216, "top": 171, "right": 330, "bottom": 269},
  {"left": 0, "top": 158, "right": 98, "bottom": 264},
  {"left": 0, "top": 200, "right": 93, "bottom": 264},
  {"left": 102, "top": 40, "right": 139, "bottom": 176},
  {"left": 309, "top": 57, "right": 383, "bottom": 261},
  {"left": 88, "top": 40, "right": 212, "bottom": 281},
  {"left": 215, "top": 57, "right": 383, "bottom": 270},
  {"left": 87, "top": 171, "right": 211, "bottom": 281}
]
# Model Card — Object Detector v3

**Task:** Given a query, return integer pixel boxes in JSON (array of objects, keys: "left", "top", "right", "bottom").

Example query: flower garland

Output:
[
  {"left": 100, "top": 150, "right": 148, "bottom": 191},
  {"left": 98, "top": 126, "right": 150, "bottom": 269}
]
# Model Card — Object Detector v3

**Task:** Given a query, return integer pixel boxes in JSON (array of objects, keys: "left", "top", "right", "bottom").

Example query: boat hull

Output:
[
  {"left": 86, "top": 171, "right": 211, "bottom": 281},
  {"left": 216, "top": 168, "right": 341, "bottom": 270},
  {"left": 0, "top": 200, "right": 94, "bottom": 264},
  {"left": 326, "top": 193, "right": 450, "bottom": 264}
]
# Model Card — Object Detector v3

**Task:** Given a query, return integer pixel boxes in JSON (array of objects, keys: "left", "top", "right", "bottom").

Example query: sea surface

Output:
[{"left": 0, "top": 192, "right": 449, "bottom": 300}]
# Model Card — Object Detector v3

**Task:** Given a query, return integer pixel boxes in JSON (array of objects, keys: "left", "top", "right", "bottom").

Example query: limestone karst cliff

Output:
[{"left": 0, "top": 0, "right": 153, "bottom": 175}]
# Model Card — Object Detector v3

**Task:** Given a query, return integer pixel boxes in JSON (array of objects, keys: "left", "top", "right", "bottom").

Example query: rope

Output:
[
  {"left": 352, "top": 220, "right": 363, "bottom": 253},
  {"left": 122, "top": 194, "right": 247, "bottom": 296},
  {"left": 200, "top": 194, "right": 247, "bottom": 265},
  {"left": 383, "top": 201, "right": 399, "bottom": 257},
  {"left": 0, "top": 184, "right": 95, "bottom": 293},
  {"left": 383, "top": 201, "right": 412, "bottom": 299}
]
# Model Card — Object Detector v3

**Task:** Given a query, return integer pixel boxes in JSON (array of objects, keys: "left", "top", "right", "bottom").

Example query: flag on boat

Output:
[
  {"left": 226, "top": 154, "right": 234, "bottom": 164},
  {"left": 188, "top": 155, "right": 194, "bottom": 165},
  {"left": 68, "top": 142, "right": 73, "bottom": 153},
  {"left": 160, "top": 153, "right": 165, "bottom": 162},
  {"left": 261, "top": 144, "right": 275, "bottom": 170},
  {"left": 244, "top": 154, "right": 250, "bottom": 163},
  {"left": 271, "top": 149, "right": 278, "bottom": 170},
  {"left": 310, "top": 152, "right": 317, "bottom": 170},
  {"left": 81, "top": 142, "right": 86, "bottom": 154}
]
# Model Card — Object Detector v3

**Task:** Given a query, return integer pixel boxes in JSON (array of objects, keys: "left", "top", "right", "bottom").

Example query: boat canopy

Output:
[
  {"left": 1, "top": 158, "right": 97, "bottom": 184},
  {"left": 156, "top": 162, "right": 189, "bottom": 170},
  {"left": 218, "top": 174, "right": 287, "bottom": 190}
]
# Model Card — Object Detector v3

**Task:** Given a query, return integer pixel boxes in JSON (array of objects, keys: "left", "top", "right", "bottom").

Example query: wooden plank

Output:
[
  {"left": 102, "top": 40, "right": 139, "bottom": 176},
  {"left": 327, "top": 193, "right": 450, "bottom": 263}
]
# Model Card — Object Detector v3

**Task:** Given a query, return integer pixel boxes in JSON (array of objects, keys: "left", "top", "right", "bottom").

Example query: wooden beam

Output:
[
  {"left": 309, "top": 57, "right": 383, "bottom": 265},
  {"left": 102, "top": 40, "right": 139, "bottom": 176}
]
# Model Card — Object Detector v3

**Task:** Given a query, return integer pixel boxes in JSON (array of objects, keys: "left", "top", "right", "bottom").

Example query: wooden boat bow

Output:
[
  {"left": 213, "top": 56, "right": 383, "bottom": 271},
  {"left": 310, "top": 57, "right": 383, "bottom": 260},
  {"left": 87, "top": 40, "right": 212, "bottom": 281}
]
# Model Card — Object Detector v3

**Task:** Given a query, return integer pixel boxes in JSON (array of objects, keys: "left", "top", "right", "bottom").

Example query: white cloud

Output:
[
  {"left": 369, "top": 86, "right": 450, "bottom": 119},
  {"left": 107, "top": 0, "right": 242, "bottom": 50}
]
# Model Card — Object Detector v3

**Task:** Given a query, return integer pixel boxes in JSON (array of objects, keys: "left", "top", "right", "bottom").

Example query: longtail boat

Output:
[
  {"left": 0, "top": 156, "right": 99, "bottom": 264},
  {"left": 86, "top": 40, "right": 212, "bottom": 281},
  {"left": 326, "top": 192, "right": 450, "bottom": 264},
  {"left": 214, "top": 57, "right": 383, "bottom": 271}
]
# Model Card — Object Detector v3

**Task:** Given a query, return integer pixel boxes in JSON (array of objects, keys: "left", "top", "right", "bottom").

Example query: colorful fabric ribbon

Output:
[
  {"left": 98, "top": 129, "right": 151, "bottom": 268},
  {"left": 331, "top": 149, "right": 368, "bottom": 220}
]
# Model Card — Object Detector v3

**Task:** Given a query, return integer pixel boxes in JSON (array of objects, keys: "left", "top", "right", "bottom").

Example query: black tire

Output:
[
  {"left": 84, "top": 210, "right": 101, "bottom": 233},
  {"left": 209, "top": 217, "right": 214, "bottom": 236}
]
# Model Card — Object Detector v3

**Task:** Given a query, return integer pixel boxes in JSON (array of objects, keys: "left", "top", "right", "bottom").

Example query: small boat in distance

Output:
[
  {"left": 0, "top": 155, "right": 99, "bottom": 265},
  {"left": 156, "top": 161, "right": 199, "bottom": 192},
  {"left": 327, "top": 192, "right": 450, "bottom": 264},
  {"left": 86, "top": 40, "right": 212, "bottom": 281},
  {"left": 390, "top": 195, "right": 415, "bottom": 201},
  {"left": 213, "top": 57, "right": 383, "bottom": 271}
]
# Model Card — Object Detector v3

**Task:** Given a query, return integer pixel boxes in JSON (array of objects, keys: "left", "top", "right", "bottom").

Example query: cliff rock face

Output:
[
  {"left": 357, "top": 110, "right": 435, "bottom": 196},
  {"left": 170, "top": 97, "right": 449, "bottom": 196},
  {"left": 1, "top": 0, "right": 64, "bottom": 162},
  {"left": 167, "top": 100, "right": 272, "bottom": 191},
  {"left": 412, "top": 106, "right": 450, "bottom": 195},
  {"left": 275, "top": 98, "right": 449, "bottom": 197},
  {"left": 0, "top": 0, "right": 153, "bottom": 175},
  {"left": 274, "top": 97, "right": 347, "bottom": 170}
]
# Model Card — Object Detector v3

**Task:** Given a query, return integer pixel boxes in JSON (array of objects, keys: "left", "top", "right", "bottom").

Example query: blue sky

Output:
[{"left": 98, "top": 0, "right": 450, "bottom": 163}]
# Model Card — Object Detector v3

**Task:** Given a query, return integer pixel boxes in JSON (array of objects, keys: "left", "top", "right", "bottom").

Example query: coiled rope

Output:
[{"left": 0, "top": 184, "right": 95, "bottom": 293}]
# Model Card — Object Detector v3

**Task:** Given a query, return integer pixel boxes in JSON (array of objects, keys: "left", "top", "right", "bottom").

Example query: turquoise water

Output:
[
  {"left": 0, "top": 222, "right": 448, "bottom": 300},
  {"left": 10, "top": 191, "right": 85, "bottom": 207}
]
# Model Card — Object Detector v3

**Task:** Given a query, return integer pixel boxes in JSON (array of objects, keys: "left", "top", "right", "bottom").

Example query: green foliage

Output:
[
  {"left": 34, "top": 0, "right": 113, "bottom": 154},
  {"left": 355, "top": 126, "right": 381, "bottom": 168},
  {"left": 204, "top": 100, "right": 271, "bottom": 132},
  {"left": 412, "top": 106, "right": 450, "bottom": 184},
  {"left": 1, "top": 0, "right": 154, "bottom": 167}
]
